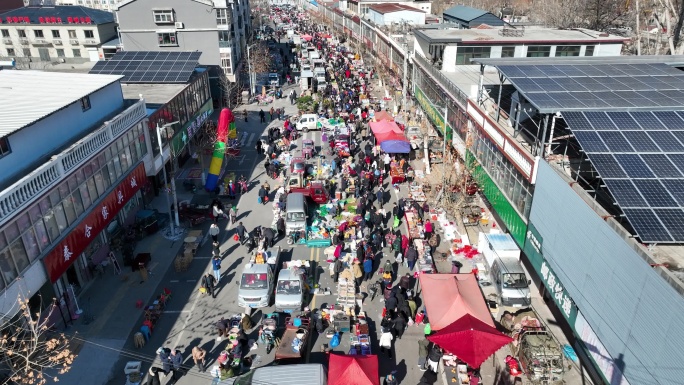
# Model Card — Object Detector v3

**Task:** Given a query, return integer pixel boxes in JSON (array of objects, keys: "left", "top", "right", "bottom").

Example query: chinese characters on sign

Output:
[
  {"left": 186, "top": 109, "right": 212, "bottom": 140},
  {"left": 540, "top": 262, "right": 573, "bottom": 319},
  {"left": 43, "top": 164, "right": 147, "bottom": 283}
]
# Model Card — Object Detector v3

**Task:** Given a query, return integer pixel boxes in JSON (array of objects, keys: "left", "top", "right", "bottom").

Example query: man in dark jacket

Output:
[
  {"left": 235, "top": 222, "right": 247, "bottom": 244},
  {"left": 406, "top": 246, "right": 418, "bottom": 271},
  {"left": 391, "top": 315, "right": 406, "bottom": 339},
  {"left": 333, "top": 258, "right": 343, "bottom": 283},
  {"left": 385, "top": 294, "right": 398, "bottom": 318},
  {"left": 258, "top": 186, "right": 267, "bottom": 205},
  {"left": 376, "top": 187, "right": 385, "bottom": 207},
  {"left": 202, "top": 272, "right": 217, "bottom": 298},
  {"left": 418, "top": 336, "right": 431, "bottom": 370},
  {"left": 262, "top": 227, "right": 275, "bottom": 248}
]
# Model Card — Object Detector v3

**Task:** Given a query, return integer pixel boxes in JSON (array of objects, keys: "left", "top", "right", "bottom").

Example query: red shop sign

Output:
[{"left": 43, "top": 163, "right": 147, "bottom": 283}]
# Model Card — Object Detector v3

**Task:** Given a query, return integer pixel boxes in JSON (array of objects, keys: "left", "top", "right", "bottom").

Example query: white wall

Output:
[
  {"left": 413, "top": 35, "right": 428, "bottom": 58},
  {"left": 594, "top": 43, "right": 622, "bottom": 56},
  {"left": 441, "top": 44, "right": 458, "bottom": 72},
  {"left": 382, "top": 10, "right": 425, "bottom": 25}
]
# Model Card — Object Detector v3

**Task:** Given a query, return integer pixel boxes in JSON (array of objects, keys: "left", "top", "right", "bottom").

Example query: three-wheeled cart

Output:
[
  {"left": 302, "top": 139, "right": 315, "bottom": 159},
  {"left": 275, "top": 315, "right": 311, "bottom": 362}
]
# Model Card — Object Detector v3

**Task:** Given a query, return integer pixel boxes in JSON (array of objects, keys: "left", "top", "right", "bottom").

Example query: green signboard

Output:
[
  {"left": 414, "top": 86, "right": 452, "bottom": 140},
  {"left": 523, "top": 222, "right": 578, "bottom": 325},
  {"left": 467, "top": 151, "right": 527, "bottom": 246},
  {"left": 171, "top": 100, "right": 214, "bottom": 155}
]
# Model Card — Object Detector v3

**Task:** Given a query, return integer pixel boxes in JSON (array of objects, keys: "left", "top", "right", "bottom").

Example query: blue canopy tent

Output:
[{"left": 380, "top": 140, "right": 410, "bottom": 153}]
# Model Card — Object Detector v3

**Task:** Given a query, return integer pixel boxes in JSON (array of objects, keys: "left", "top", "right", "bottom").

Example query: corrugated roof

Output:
[
  {"left": 443, "top": 5, "right": 488, "bottom": 21},
  {"left": 0, "top": 5, "right": 115, "bottom": 25},
  {"left": 368, "top": 3, "right": 425, "bottom": 14},
  {"left": 0, "top": 71, "right": 123, "bottom": 137}
]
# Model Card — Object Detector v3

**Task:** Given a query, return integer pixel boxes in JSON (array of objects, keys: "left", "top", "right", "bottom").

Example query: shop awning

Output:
[
  {"left": 380, "top": 140, "right": 410, "bottom": 153},
  {"left": 369, "top": 120, "right": 402, "bottom": 135},
  {"left": 373, "top": 110, "right": 394, "bottom": 122}
]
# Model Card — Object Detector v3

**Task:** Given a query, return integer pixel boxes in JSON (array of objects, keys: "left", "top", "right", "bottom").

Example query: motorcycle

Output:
[
  {"left": 260, "top": 313, "right": 280, "bottom": 354},
  {"left": 182, "top": 179, "right": 197, "bottom": 193}
]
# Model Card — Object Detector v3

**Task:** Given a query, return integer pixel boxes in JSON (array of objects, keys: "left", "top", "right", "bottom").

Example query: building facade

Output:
[
  {"left": 116, "top": 0, "right": 251, "bottom": 83},
  {"left": 347, "top": 0, "right": 430, "bottom": 17},
  {"left": 442, "top": 5, "right": 506, "bottom": 28},
  {"left": 366, "top": 4, "right": 426, "bottom": 26},
  {"left": 50, "top": 0, "right": 120, "bottom": 12},
  {"left": 0, "top": 5, "right": 117, "bottom": 65},
  {"left": 0, "top": 71, "right": 149, "bottom": 322}
]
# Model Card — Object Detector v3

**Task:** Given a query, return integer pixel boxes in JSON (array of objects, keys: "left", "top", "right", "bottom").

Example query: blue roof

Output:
[
  {"left": 485, "top": 233, "right": 519, "bottom": 252},
  {"left": 443, "top": 5, "right": 489, "bottom": 21},
  {"left": 0, "top": 6, "right": 115, "bottom": 25}
]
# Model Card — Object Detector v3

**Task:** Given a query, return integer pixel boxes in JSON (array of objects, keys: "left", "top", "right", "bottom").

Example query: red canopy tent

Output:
[
  {"left": 374, "top": 130, "right": 406, "bottom": 144},
  {"left": 369, "top": 120, "right": 402, "bottom": 135},
  {"left": 373, "top": 110, "right": 394, "bottom": 122},
  {"left": 428, "top": 314, "right": 513, "bottom": 368},
  {"left": 328, "top": 354, "right": 380, "bottom": 385},
  {"left": 418, "top": 274, "right": 494, "bottom": 331},
  {"left": 301, "top": 34, "right": 313, "bottom": 41}
]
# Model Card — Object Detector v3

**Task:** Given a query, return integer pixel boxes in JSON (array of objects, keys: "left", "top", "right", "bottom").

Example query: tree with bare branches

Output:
[{"left": 0, "top": 295, "right": 75, "bottom": 384}]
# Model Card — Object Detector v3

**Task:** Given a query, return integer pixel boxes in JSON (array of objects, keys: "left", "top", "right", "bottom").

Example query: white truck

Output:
[
  {"left": 275, "top": 260, "right": 312, "bottom": 313},
  {"left": 237, "top": 246, "right": 282, "bottom": 309},
  {"left": 478, "top": 232, "right": 532, "bottom": 307}
]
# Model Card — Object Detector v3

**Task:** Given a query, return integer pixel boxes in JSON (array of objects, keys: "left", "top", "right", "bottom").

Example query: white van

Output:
[{"left": 297, "top": 113, "right": 318, "bottom": 132}]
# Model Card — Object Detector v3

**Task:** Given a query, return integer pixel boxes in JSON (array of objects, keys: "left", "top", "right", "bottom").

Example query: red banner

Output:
[{"left": 43, "top": 163, "right": 147, "bottom": 283}]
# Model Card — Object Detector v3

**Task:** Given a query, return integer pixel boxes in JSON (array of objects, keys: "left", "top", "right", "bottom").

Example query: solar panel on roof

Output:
[
  {"left": 621, "top": 208, "right": 673, "bottom": 243},
  {"left": 573, "top": 131, "right": 608, "bottom": 152},
  {"left": 653, "top": 209, "right": 684, "bottom": 239},
  {"left": 549, "top": 93, "right": 586, "bottom": 108},
  {"left": 648, "top": 131, "right": 684, "bottom": 152},
  {"left": 641, "top": 154, "right": 683, "bottom": 177},
  {"left": 587, "top": 154, "right": 627, "bottom": 178},
  {"left": 606, "top": 112, "right": 640, "bottom": 129},
  {"left": 661, "top": 179, "right": 684, "bottom": 205},
  {"left": 88, "top": 51, "right": 199, "bottom": 83},
  {"left": 563, "top": 111, "right": 593, "bottom": 130},
  {"left": 614, "top": 154, "right": 655, "bottom": 178},
  {"left": 622, "top": 131, "right": 660, "bottom": 152},
  {"left": 585, "top": 112, "right": 617, "bottom": 130},
  {"left": 633, "top": 180, "right": 677, "bottom": 207},
  {"left": 653, "top": 111, "right": 684, "bottom": 128},
  {"left": 598, "top": 131, "right": 634, "bottom": 152},
  {"left": 605, "top": 180, "right": 646, "bottom": 207}
]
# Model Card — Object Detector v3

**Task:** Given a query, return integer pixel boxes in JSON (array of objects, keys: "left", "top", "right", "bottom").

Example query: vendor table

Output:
[
  {"left": 404, "top": 210, "right": 423, "bottom": 240},
  {"left": 390, "top": 166, "right": 405, "bottom": 184},
  {"left": 414, "top": 239, "right": 435, "bottom": 273},
  {"left": 408, "top": 183, "right": 426, "bottom": 202}
]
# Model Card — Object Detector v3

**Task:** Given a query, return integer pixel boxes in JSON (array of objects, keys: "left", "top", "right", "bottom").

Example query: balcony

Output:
[
  {"left": 53, "top": 39, "right": 62, "bottom": 46},
  {"left": 219, "top": 39, "right": 233, "bottom": 48},
  {"left": 83, "top": 39, "right": 98, "bottom": 46},
  {"left": 19, "top": 38, "right": 29, "bottom": 45},
  {"left": 2, "top": 39, "right": 11, "bottom": 45},
  {"left": 0, "top": 99, "right": 147, "bottom": 225},
  {"left": 69, "top": 39, "right": 79, "bottom": 45},
  {"left": 32, "top": 38, "right": 51, "bottom": 46}
]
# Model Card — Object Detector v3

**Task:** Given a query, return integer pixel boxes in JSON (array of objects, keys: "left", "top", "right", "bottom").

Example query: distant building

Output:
[
  {"left": 414, "top": 25, "right": 627, "bottom": 70},
  {"left": 366, "top": 3, "right": 426, "bottom": 26},
  {"left": 116, "top": 0, "right": 250, "bottom": 84},
  {"left": 0, "top": 5, "right": 116, "bottom": 65},
  {"left": 347, "top": 0, "right": 431, "bottom": 17},
  {"left": 45, "top": 0, "right": 120, "bottom": 12},
  {"left": 442, "top": 5, "right": 506, "bottom": 29}
]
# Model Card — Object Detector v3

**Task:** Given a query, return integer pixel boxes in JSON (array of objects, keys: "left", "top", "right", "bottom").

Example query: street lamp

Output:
[
  {"left": 155, "top": 121, "right": 180, "bottom": 235},
  {"left": 247, "top": 43, "right": 258, "bottom": 96}
]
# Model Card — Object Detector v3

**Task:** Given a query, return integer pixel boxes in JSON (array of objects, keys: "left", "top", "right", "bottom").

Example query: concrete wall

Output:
[
  {"left": 0, "top": 82, "right": 124, "bottom": 183},
  {"left": 116, "top": 0, "right": 220, "bottom": 66},
  {"left": 530, "top": 160, "right": 684, "bottom": 385},
  {"left": 0, "top": 262, "right": 47, "bottom": 318},
  {"left": 382, "top": 10, "right": 425, "bottom": 25}
]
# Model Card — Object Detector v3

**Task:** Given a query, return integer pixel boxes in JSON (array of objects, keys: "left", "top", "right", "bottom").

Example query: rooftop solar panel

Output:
[{"left": 88, "top": 51, "right": 200, "bottom": 84}]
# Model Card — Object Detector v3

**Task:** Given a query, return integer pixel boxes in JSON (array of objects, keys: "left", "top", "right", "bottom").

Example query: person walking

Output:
[
  {"left": 363, "top": 257, "right": 373, "bottom": 281},
  {"left": 235, "top": 222, "right": 247, "bottom": 244},
  {"left": 212, "top": 203, "right": 225, "bottom": 223},
  {"left": 157, "top": 347, "right": 172, "bottom": 378},
  {"left": 202, "top": 272, "right": 217, "bottom": 298},
  {"left": 212, "top": 255, "right": 222, "bottom": 282},
  {"left": 192, "top": 346, "right": 207, "bottom": 372},
  {"left": 146, "top": 367, "right": 163, "bottom": 385},
  {"left": 353, "top": 260, "right": 363, "bottom": 287},
  {"left": 169, "top": 348, "right": 183, "bottom": 383},
  {"left": 406, "top": 245, "right": 418, "bottom": 271},
  {"left": 379, "top": 327, "right": 394, "bottom": 358},
  {"left": 384, "top": 371, "right": 398, "bottom": 385},
  {"left": 210, "top": 223, "right": 220, "bottom": 243},
  {"left": 424, "top": 219, "right": 433, "bottom": 241},
  {"left": 229, "top": 205, "right": 238, "bottom": 225},
  {"left": 256, "top": 139, "right": 263, "bottom": 154},
  {"left": 376, "top": 186, "right": 385, "bottom": 207},
  {"left": 392, "top": 314, "right": 406, "bottom": 340},
  {"left": 269, "top": 107, "right": 275, "bottom": 121},
  {"left": 418, "top": 336, "right": 430, "bottom": 371},
  {"left": 427, "top": 344, "right": 443, "bottom": 373},
  {"left": 259, "top": 109, "right": 266, "bottom": 123},
  {"left": 258, "top": 185, "right": 267, "bottom": 205},
  {"left": 333, "top": 257, "right": 343, "bottom": 283}
]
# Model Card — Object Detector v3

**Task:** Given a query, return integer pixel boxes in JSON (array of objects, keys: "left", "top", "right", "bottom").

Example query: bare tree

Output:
[{"left": 0, "top": 295, "right": 75, "bottom": 384}]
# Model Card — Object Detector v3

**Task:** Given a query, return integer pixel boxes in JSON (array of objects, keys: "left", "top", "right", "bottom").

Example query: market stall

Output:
[
  {"left": 372, "top": 110, "right": 394, "bottom": 122},
  {"left": 369, "top": 120, "right": 402, "bottom": 135},
  {"left": 328, "top": 354, "right": 380, "bottom": 385},
  {"left": 403, "top": 207, "right": 422, "bottom": 240}
]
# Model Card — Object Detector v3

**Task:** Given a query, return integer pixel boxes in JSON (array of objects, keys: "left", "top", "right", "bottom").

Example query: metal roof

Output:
[
  {"left": 0, "top": 5, "right": 115, "bottom": 25},
  {"left": 368, "top": 3, "right": 425, "bottom": 14},
  {"left": 473, "top": 55, "right": 684, "bottom": 67},
  {"left": 443, "top": 5, "right": 488, "bottom": 21},
  {"left": 0, "top": 71, "right": 123, "bottom": 137}
]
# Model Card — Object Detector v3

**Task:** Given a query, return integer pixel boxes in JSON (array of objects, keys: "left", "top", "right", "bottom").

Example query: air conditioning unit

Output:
[
  {"left": 2, "top": 38, "right": 11, "bottom": 45},
  {"left": 85, "top": 39, "right": 96, "bottom": 44},
  {"left": 19, "top": 38, "right": 29, "bottom": 45},
  {"left": 34, "top": 38, "right": 47, "bottom": 44},
  {"left": 53, "top": 39, "right": 63, "bottom": 45},
  {"left": 70, "top": 39, "right": 79, "bottom": 45},
  {"left": 175, "top": 22, "right": 184, "bottom": 29}
]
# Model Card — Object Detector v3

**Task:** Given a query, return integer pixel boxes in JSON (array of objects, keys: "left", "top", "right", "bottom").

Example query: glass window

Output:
[
  {"left": 79, "top": 184, "right": 91, "bottom": 209},
  {"left": 33, "top": 219, "right": 50, "bottom": 251},
  {"left": 62, "top": 192, "right": 77, "bottom": 225},
  {"left": 73, "top": 49, "right": 82, "bottom": 58},
  {"left": 15, "top": 213, "right": 31, "bottom": 233},
  {"left": 501, "top": 46, "right": 515, "bottom": 58},
  {"left": 71, "top": 191, "right": 84, "bottom": 217},
  {"left": 555, "top": 45, "right": 581, "bottom": 57},
  {"left": 585, "top": 45, "right": 595, "bottom": 56},
  {"left": 68, "top": 30, "right": 77, "bottom": 38},
  {"left": 84, "top": 30, "right": 94, "bottom": 39},
  {"left": 112, "top": 154, "right": 123, "bottom": 179},
  {"left": 94, "top": 170, "right": 106, "bottom": 195},
  {"left": 455, "top": 46, "right": 491, "bottom": 65},
  {"left": 56, "top": 48, "right": 65, "bottom": 57},
  {"left": 34, "top": 30, "right": 44, "bottom": 38},
  {"left": 86, "top": 177, "right": 98, "bottom": 202},
  {"left": 527, "top": 46, "right": 551, "bottom": 57},
  {"left": 52, "top": 30, "right": 60, "bottom": 38},
  {"left": 157, "top": 32, "right": 178, "bottom": 47},
  {"left": 0, "top": 248, "right": 16, "bottom": 287},
  {"left": 0, "top": 29, "right": 8, "bottom": 38},
  {"left": 105, "top": 162, "right": 116, "bottom": 184},
  {"left": 123, "top": 147, "right": 132, "bottom": 169},
  {"left": 21, "top": 228, "right": 40, "bottom": 262},
  {"left": 10, "top": 239, "right": 29, "bottom": 273},
  {"left": 153, "top": 9, "right": 175, "bottom": 23},
  {"left": 18, "top": 29, "right": 26, "bottom": 38}
]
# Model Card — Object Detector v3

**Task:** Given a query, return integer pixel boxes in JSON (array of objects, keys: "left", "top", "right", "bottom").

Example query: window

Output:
[
  {"left": 33, "top": 30, "right": 44, "bottom": 38},
  {"left": 220, "top": 52, "right": 232, "bottom": 74},
  {"left": 585, "top": 45, "right": 595, "bottom": 56},
  {"left": 501, "top": 46, "right": 515, "bottom": 58},
  {"left": 455, "top": 46, "right": 491, "bottom": 65},
  {"left": 51, "top": 29, "right": 60, "bottom": 38},
  {"left": 1, "top": 29, "right": 8, "bottom": 38},
  {"left": 216, "top": 8, "right": 228, "bottom": 25},
  {"left": 555, "top": 45, "right": 581, "bottom": 57},
  {"left": 0, "top": 137, "right": 11, "bottom": 158},
  {"left": 73, "top": 48, "right": 81, "bottom": 57},
  {"left": 526, "top": 46, "right": 551, "bottom": 57},
  {"left": 68, "top": 30, "right": 77, "bottom": 38},
  {"left": 153, "top": 10, "right": 175, "bottom": 23},
  {"left": 84, "top": 30, "right": 94, "bottom": 39},
  {"left": 17, "top": 29, "right": 26, "bottom": 38},
  {"left": 80, "top": 96, "right": 91, "bottom": 111},
  {"left": 22, "top": 48, "right": 31, "bottom": 57},
  {"left": 157, "top": 32, "right": 177, "bottom": 46},
  {"left": 56, "top": 48, "right": 65, "bottom": 57},
  {"left": 218, "top": 30, "right": 230, "bottom": 45},
  {"left": 6, "top": 48, "right": 14, "bottom": 57}
]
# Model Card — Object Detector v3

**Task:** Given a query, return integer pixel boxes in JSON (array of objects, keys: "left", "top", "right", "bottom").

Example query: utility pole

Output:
[
  {"left": 247, "top": 44, "right": 256, "bottom": 95},
  {"left": 402, "top": 42, "right": 408, "bottom": 117},
  {"left": 156, "top": 121, "right": 180, "bottom": 234},
  {"left": 441, "top": 104, "right": 448, "bottom": 203}
]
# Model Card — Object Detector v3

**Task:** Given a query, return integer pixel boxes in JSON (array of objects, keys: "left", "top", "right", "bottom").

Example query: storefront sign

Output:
[
  {"left": 415, "top": 86, "right": 450, "bottom": 136},
  {"left": 43, "top": 163, "right": 147, "bottom": 283},
  {"left": 523, "top": 223, "right": 578, "bottom": 324},
  {"left": 575, "top": 312, "right": 631, "bottom": 385},
  {"left": 171, "top": 100, "right": 213, "bottom": 154}
]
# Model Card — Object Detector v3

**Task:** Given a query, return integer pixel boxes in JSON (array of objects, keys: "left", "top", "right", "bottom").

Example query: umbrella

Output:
[
  {"left": 328, "top": 354, "right": 380, "bottom": 385},
  {"left": 427, "top": 314, "right": 513, "bottom": 368},
  {"left": 301, "top": 34, "right": 313, "bottom": 41},
  {"left": 380, "top": 140, "right": 410, "bottom": 154}
]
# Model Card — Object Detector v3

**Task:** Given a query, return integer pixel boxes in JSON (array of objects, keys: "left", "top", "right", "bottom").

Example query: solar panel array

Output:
[
  {"left": 564, "top": 110, "right": 684, "bottom": 243},
  {"left": 89, "top": 51, "right": 201, "bottom": 83},
  {"left": 498, "top": 63, "right": 684, "bottom": 112}
]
